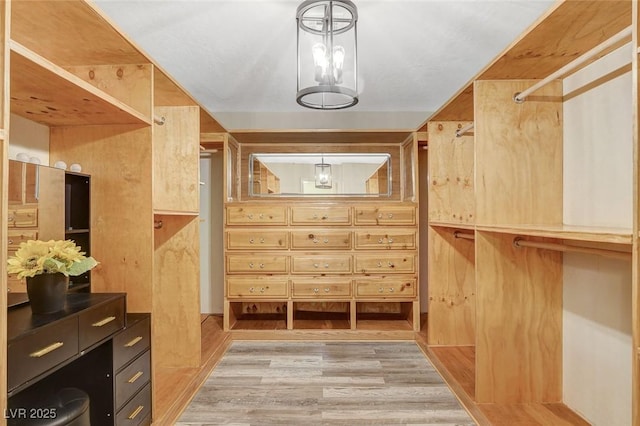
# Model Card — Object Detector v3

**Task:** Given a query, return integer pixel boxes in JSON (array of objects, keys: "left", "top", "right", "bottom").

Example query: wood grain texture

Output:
[
  {"left": 10, "top": 44, "right": 149, "bottom": 127},
  {"left": 153, "top": 215, "right": 201, "bottom": 369},
  {"left": 154, "top": 68, "right": 197, "bottom": 108},
  {"left": 427, "top": 226, "right": 475, "bottom": 345},
  {"left": 177, "top": 341, "right": 475, "bottom": 425},
  {"left": 428, "top": 121, "right": 475, "bottom": 225},
  {"left": 153, "top": 106, "right": 200, "bottom": 213},
  {"left": 0, "top": 0, "right": 7, "bottom": 408},
  {"left": 475, "top": 231, "right": 562, "bottom": 404},
  {"left": 475, "top": 79, "right": 563, "bottom": 226},
  {"left": 50, "top": 124, "right": 154, "bottom": 313},
  {"left": 65, "top": 63, "right": 153, "bottom": 119},
  {"left": 633, "top": 5, "right": 640, "bottom": 426}
]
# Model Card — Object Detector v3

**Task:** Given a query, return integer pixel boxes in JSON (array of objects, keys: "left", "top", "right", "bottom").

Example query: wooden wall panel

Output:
[
  {"left": 153, "top": 215, "right": 201, "bottom": 368},
  {"left": 1, "top": 1, "right": 8, "bottom": 418},
  {"left": 633, "top": 3, "right": 640, "bottom": 425},
  {"left": 428, "top": 121, "right": 474, "bottom": 225},
  {"left": 65, "top": 64, "right": 153, "bottom": 119},
  {"left": 49, "top": 124, "right": 154, "bottom": 313},
  {"left": 427, "top": 227, "right": 475, "bottom": 345},
  {"left": 475, "top": 80, "right": 563, "bottom": 226},
  {"left": 153, "top": 106, "right": 200, "bottom": 213},
  {"left": 475, "top": 231, "right": 562, "bottom": 403}
]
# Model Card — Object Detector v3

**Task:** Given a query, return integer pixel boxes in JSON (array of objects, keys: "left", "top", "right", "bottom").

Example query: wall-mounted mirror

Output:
[{"left": 249, "top": 153, "right": 391, "bottom": 197}]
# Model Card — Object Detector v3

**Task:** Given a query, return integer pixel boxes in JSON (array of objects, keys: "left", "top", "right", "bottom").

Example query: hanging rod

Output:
[
  {"left": 513, "top": 26, "right": 632, "bottom": 103},
  {"left": 453, "top": 231, "right": 475, "bottom": 240},
  {"left": 153, "top": 115, "right": 166, "bottom": 125},
  {"left": 455, "top": 123, "right": 474, "bottom": 138},
  {"left": 513, "top": 237, "right": 631, "bottom": 260}
]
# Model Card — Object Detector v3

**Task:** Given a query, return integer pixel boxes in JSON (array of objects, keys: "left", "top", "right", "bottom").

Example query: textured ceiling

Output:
[{"left": 92, "top": 0, "right": 555, "bottom": 131}]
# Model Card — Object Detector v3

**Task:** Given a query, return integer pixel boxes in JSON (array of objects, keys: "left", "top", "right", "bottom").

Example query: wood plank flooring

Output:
[{"left": 176, "top": 341, "right": 476, "bottom": 425}]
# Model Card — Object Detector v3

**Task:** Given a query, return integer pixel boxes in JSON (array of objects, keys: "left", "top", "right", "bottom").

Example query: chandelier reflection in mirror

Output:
[
  {"left": 315, "top": 154, "right": 332, "bottom": 189},
  {"left": 296, "top": 0, "right": 358, "bottom": 109}
]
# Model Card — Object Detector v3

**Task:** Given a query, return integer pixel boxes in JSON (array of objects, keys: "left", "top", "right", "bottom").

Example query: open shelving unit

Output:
[{"left": 425, "top": 1, "right": 639, "bottom": 424}]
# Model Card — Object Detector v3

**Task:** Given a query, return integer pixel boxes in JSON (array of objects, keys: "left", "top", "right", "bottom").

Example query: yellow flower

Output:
[{"left": 7, "top": 239, "right": 97, "bottom": 279}]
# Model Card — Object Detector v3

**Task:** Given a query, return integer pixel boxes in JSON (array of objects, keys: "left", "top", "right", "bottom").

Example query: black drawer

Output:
[
  {"left": 113, "top": 315, "right": 150, "bottom": 371},
  {"left": 115, "top": 350, "right": 151, "bottom": 409},
  {"left": 79, "top": 296, "right": 125, "bottom": 350},
  {"left": 7, "top": 316, "right": 78, "bottom": 391},
  {"left": 116, "top": 383, "right": 152, "bottom": 426}
]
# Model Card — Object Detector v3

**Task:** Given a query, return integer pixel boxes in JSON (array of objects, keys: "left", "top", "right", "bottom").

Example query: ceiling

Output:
[{"left": 92, "top": 0, "right": 556, "bottom": 132}]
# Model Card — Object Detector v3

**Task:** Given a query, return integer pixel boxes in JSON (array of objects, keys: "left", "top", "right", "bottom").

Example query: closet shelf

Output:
[
  {"left": 429, "top": 221, "right": 475, "bottom": 231},
  {"left": 475, "top": 224, "right": 632, "bottom": 245},
  {"left": 153, "top": 210, "right": 199, "bottom": 217},
  {"left": 10, "top": 41, "right": 150, "bottom": 127}
]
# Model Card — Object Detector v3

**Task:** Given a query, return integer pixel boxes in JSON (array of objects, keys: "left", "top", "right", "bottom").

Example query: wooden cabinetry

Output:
[
  {"left": 0, "top": 1, "right": 223, "bottom": 421},
  {"left": 224, "top": 203, "right": 420, "bottom": 334},
  {"left": 426, "top": 1, "right": 638, "bottom": 424}
]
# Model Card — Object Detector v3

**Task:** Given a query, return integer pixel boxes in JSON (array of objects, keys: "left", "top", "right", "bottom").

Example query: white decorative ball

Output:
[
  {"left": 29, "top": 156, "right": 41, "bottom": 165},
  {"left": 16, "top": 152, "right": 29, "bottom": 162},
  {"left": 69, "top": 163, "right": 82, "bottom": 173},
  {"left": 54, "top": 161, "right": 67, "bottom": 170}
]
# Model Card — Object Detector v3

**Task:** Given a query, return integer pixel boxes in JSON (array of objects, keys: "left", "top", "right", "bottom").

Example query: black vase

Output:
[{"left": 26, "top": 272, "right": 69, "bottom": 314}]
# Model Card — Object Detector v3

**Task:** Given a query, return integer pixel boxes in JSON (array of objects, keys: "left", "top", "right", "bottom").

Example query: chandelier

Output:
[
  {"left": 296, "top": 0, "right": 358, "bottom": 110},
  {"left": 314, "top": 154, "right": 332, "bottom": 189}
]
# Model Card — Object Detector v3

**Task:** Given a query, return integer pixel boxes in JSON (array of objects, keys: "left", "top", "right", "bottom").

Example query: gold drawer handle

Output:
[
  {"left": 124, "top": 336, "right": 143, "bottom": 348},
  {"left": 127, "top": 371, "right": 144, "bottom": 384},
  {"left": 92, "top": 316, "right": 116, "bottom": 327},
  {"left": 128, "top": 405, "right": 144, "bottom": 420},
  {"left": 30, "top": 342, "right": 64, "bottom": 358}
]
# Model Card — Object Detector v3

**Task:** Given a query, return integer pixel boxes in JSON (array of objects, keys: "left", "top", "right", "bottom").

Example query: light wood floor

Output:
[
  {"left": 154, "top": 315, "right": 591, "bottom": 426},
  {"left": 176, "top": 341, "right": 476, "bottom": 425}
]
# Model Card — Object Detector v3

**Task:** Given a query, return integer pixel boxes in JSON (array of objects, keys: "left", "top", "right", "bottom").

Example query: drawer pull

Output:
[
  {"left": 249, "top": 263, "right": 254, "bottom": 268},
  {"left": 313, "top": 288, "right": 319, "bottom": 293},
  {"left": 378, "top": 287, "right": 384, "bottom": 293},
  {"left": 259, "top": 263, "right": 265, "bottom": 269},
  {"left": 247, "top": 213, "right": 253, "bottom": 219},
  {"left": 30, "top": 342, "right": 64, "bottom": 358},
  {"left": 8, "top": 239, "right": 13, "bottom": 244},
  {"left": 324, "top": 288, "right": 330, "bottom": 293},
  {"left": 128, "top": 405, "right": 144, "bottom": 420},
  {"left": 127, "top": 371, "right": 144, "bottom": 384},
  {"left": 92, "top": 316, "right": 116, "bottom": 327},
  {"left": 260, "top": 237, "right": 265, "bottom": 243},
  {"left": 388, "top": 262, "right": 395, "bottom": 268},
  {"left": 324, "top": 263, "right": 329, "bottom": 268},
  {"left": 377, "top": 262, "right": 382, "bottom": 267},
  {"left": 249, "top": 238, "right": 254, "bottom": 243},
  {"left": 388, "top": 238, "right": 394, "bottom": 243},
  {"left": 389, "top": 288, "right": 395, "bottom": 292},
  {"left": 313, "top": 263, "right": 319, "bottom": 268},
  {"left": 124, "top": 336, "right": 143, "bottom": 348},
  {"left": 259, "top": 213, "right": 264, "bottom": 219},
  {"left": 388, "top": 213, "right": 394, "bottom": 218},
  {"left": 249, "top": 287, "right": 255, "bottom": 293},
  {"left": 323, "top": 238, "right": 329, "bottom": 243},
  {"left": 260, "top": 287, "right": 265, "bottom": 293},
  {"left": 378, "top": 238, "right": 383, "bottom": 243}
]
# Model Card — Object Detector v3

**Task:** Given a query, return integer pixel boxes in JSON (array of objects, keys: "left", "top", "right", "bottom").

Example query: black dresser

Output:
[{"left": 7, "top": 293, "right": 152, "bottom": 425}]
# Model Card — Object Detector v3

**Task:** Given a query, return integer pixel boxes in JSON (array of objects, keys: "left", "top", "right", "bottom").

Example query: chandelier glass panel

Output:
[{"left": 296, "top": 0, "right": 358, "bottom": 109}]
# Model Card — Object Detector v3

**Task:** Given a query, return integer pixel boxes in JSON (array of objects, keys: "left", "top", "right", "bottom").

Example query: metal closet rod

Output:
[
  {"left": 453, "top": 231, "right": 475, "bottom": 240},
  {"left": 514, "top": 26, "right": 632, "bottom": 103},
  {"left": 455, "top": 122, "right": 474, "bottom": 138},
  {"left": 513, "top": 237, "right": 631, "bottom": 260}
]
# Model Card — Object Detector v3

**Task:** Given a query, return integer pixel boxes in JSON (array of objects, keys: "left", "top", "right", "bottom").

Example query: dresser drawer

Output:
[
  {"left": 7, "top": 230, "right": 38, "bottom": 250},
  {"left": 291, "top": 230, "right": 352, "bottom": 250},
  {"left": 226, "top": 254, "right": 288, "bottom": 273},
  {"left": 113, "top": 315, "right": 151, "bottom": 372},
  {"left": 227, "top": 277, "right": 289, "bottom": 298},
  {"left": 8, "top": 207, "right": 38, "bottom": 228},
  {"left": 354, "top": 205, "right": 416, "bottom": 225},
  {"left": 355, "top": 278, "right": 417, "bottom": 299},
  {"left": 8, "top": 316, "right": 79, "bottom": 391},
  {"left": 290, "top": 206, "right": 351, "bottom": 225},
  {"left": 79, "top": 296, "right": 125, "bottom": 350},
  {"left": 355, "top": 254, "right": 416, "bottom": 274},
  {"left": 116, "top": 382, "right": 152, "bottom": 426},
  {"left": 227, "top": 230, "right": 289, "bottom": 250},
  {"left": 291, "top": 255, "right": 352, "bottom": 274},
  {"left": 354, "top": 230, "right": 416, "bottom": 250},
  {"left": 292, "top": 279, "right": 352, "bottom": 298},
  {"left": 116, "top": 351, "right": 151, "bottom": 409},
  {"left": 226, "top": 205, "right": 287, "bottom": 225}
]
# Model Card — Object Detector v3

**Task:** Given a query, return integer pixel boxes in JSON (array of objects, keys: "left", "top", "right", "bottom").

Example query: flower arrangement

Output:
[{"left": 7, "top": 239, "right": 98, "bottom": 279}]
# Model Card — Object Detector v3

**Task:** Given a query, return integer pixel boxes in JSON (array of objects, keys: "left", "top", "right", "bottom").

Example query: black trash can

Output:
[{"left": 8, "top": 387, "right": 90, "bottom": 426}]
